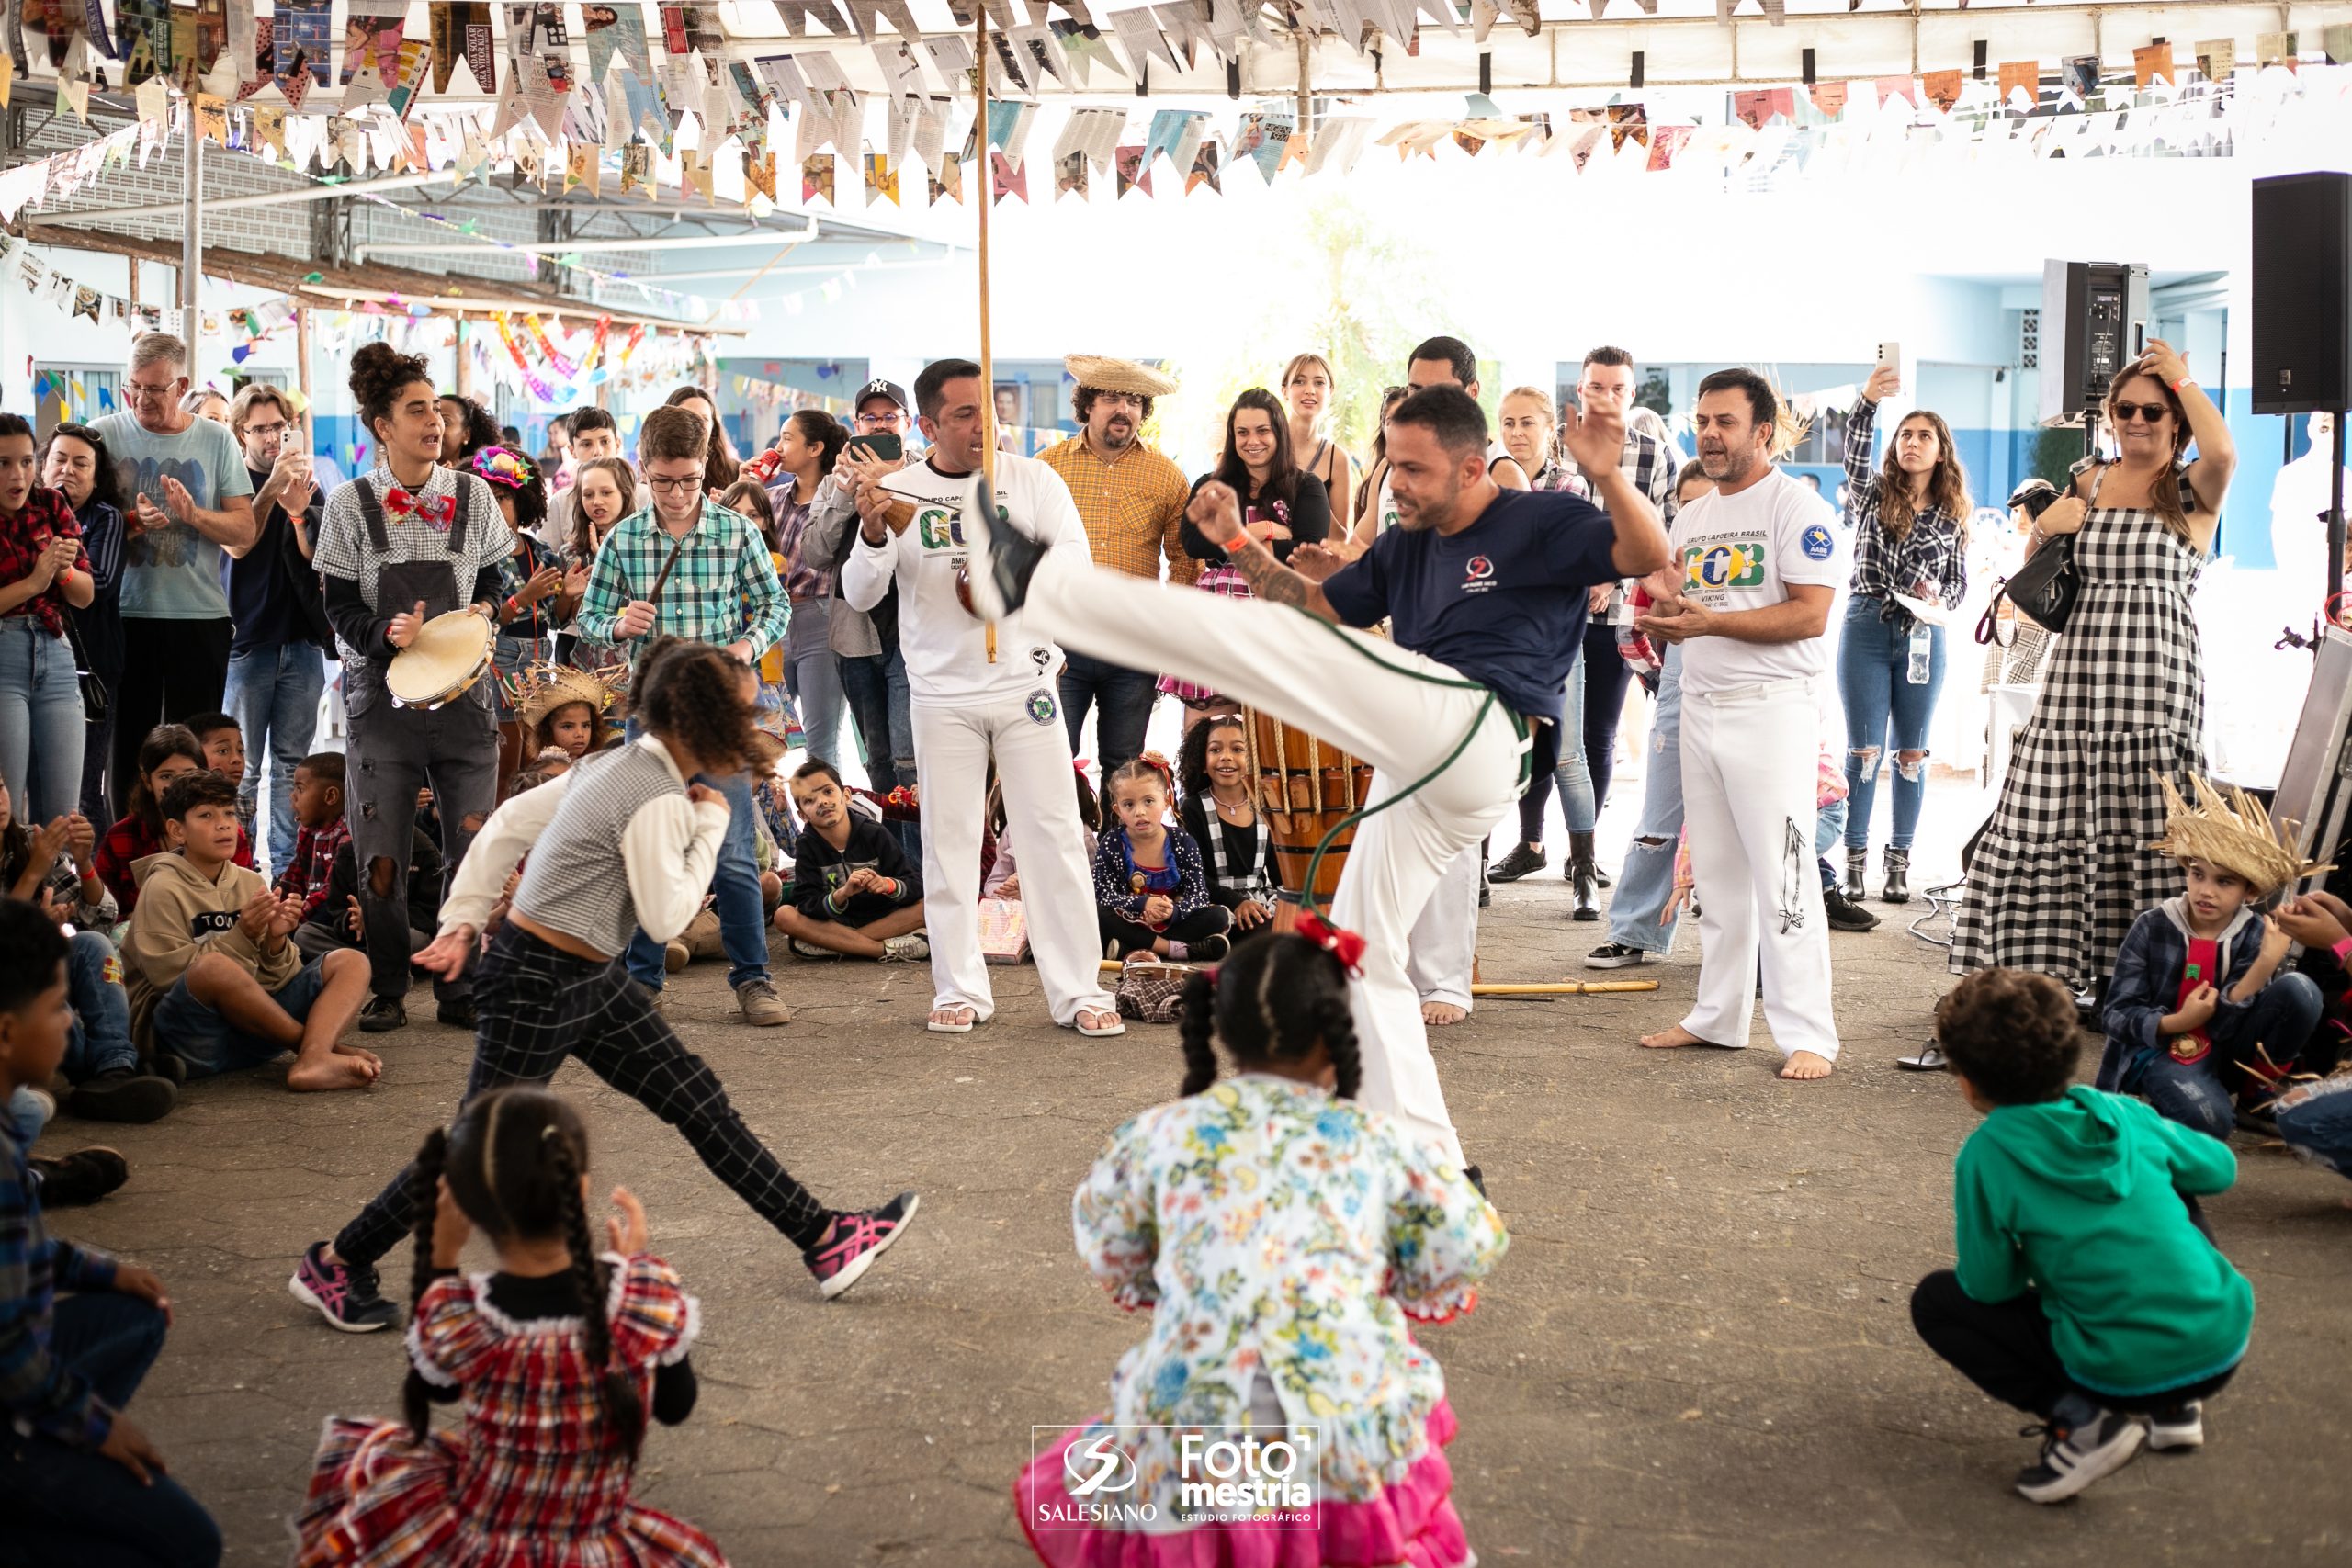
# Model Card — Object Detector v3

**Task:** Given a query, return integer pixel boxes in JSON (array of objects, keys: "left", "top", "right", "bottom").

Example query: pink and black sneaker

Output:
[
  {"left": 288, "top": 1240, "right": 399, "bottom": 1332},
  {"left": 804, "top": 1192, "right": 920, "bottom": 1301}
]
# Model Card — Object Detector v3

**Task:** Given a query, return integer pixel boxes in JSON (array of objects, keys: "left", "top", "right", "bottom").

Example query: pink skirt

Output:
[
  {"left": 1012, "top": 1402, "right": 1471, "bottom": 1568},
  {"left": 1159, "top": 566, "right": 1250, "bottom": 705}
]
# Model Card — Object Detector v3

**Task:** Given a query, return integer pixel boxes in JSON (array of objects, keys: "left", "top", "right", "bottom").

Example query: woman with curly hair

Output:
[{"left": 290, "top": 637, "right": 923, "bottom": 1335}]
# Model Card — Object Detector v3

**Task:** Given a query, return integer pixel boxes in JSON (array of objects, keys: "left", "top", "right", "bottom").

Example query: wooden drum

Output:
[{"left": 1243, "top": 710, "right": 1374, "bottom": 903}]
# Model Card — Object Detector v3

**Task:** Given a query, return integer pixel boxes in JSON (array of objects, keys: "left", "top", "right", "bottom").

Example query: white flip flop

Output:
[
  {"left": 927, "top": 1006, "right": 978, "bottom": 1034},
  {"left": 1073, "top": 1009, "right": 1125, "bottom": 1038}
]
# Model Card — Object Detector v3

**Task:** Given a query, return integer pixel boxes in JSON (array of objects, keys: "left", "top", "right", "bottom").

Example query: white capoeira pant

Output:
[
  {"left": 913, "top": 690, "right": 1115, "bottom": 1026},
  {"left": 1408, "top": 848, "right": 1480, "bottom": 1014},
  {"left": 1019, "top": 550, "right": 1527, "bottom": 1165},
  {"left": 1676, "top": 676, "right": 1839, "bottom": 1062}
]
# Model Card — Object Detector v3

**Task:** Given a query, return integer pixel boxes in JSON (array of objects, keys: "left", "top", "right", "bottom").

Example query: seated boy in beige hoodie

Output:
[{"left": 123, "top": 771, "right": 379, "bottom": 1092}]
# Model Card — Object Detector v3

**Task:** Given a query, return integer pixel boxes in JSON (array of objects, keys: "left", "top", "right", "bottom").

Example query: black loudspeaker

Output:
[
  {"left": 2037, "top": 260, "right": 2149, "bottom": 424},
  {"left": 2252, "top": 171, "right": 2352, "bottom": 415}
]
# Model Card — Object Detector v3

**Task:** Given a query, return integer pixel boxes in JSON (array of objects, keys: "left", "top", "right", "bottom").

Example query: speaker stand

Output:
[{"left": 2327, "top": 412, "right": 2349, "bottom": 621}]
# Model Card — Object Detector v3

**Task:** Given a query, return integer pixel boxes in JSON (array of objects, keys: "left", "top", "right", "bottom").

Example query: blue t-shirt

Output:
[
  {"left": 89, "top": 412, "right": 253, "bottom": 621},
  {"left": 1319, "top": 487, "right": 1620, "bottom": 724}
]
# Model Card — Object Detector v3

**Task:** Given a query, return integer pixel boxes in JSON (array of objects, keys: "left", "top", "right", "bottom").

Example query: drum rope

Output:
[{"left": 1291, "top": 615, "right": 1532, "bottom": 915}]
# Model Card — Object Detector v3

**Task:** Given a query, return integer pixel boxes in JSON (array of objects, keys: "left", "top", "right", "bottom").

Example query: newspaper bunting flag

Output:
[
  {"left": 990, "top": 149, "right": 1026, "bottom": 204},
  {"left": 865, "top": 149, "right": 899, "bottom": 205}
]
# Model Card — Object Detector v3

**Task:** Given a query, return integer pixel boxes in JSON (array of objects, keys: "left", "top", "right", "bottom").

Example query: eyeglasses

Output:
[
  {"left": 2110, "top": 400, "right": 2171, "bottom": 424},
  {"left": 124, "top": 378, "right": 185, "bottom": 403},
  {"left": 646, "top": 474, "right": 703, "bottom": 493},
  {"left": 854, "top": 411, "right": 905, "bottom": 429},
  {"left": 243, "top": 421, "right": 290, "bottom": 439}
]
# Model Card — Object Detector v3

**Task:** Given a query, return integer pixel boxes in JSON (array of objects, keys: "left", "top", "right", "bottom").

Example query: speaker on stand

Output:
[{"left": 2252, "top": 171, "right": 2352, "bottom": 615}]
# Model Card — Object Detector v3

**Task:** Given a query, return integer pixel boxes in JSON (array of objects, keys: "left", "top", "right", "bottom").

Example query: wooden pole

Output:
[
  {"left": 453, "top": 318, "right": 473, "bottom": 398},
  {"left": 179, "top": 108, "right": 203, "bottom": 359},
  {"left": 976, "top": 6, "right": 998, "bottom": 664},
  {"left": 1469, "top": 981, "right": 1661, "bottom": 997},
  {"left": 294, "top": 308, "right": 314, "bottom": 448}
]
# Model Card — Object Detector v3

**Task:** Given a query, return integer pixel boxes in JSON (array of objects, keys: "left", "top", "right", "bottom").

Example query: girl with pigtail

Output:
[
  {"left": 1016, "top": 931, "right": 1508, "bottom": 1568},
  {"left": 296, "top": 1087, "right": 725, "bottom": 1567},
  {"left": 1091, "top": 751, "right": 1233, "bottom": 964}
]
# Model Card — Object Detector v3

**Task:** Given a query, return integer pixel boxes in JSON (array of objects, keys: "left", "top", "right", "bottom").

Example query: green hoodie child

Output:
[{"left": 1913, "top": 967, "right": 2251, "bottom": 1505}]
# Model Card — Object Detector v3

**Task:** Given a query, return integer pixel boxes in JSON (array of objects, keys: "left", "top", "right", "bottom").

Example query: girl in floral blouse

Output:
[{"left": 1016, "top": 931, "right": 1507, "bottom": 1567}]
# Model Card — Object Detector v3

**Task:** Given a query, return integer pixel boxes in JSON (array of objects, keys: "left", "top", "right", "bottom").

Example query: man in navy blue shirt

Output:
[{"left": 967, "top": 385, "right": 1672, "bottom": 1179}]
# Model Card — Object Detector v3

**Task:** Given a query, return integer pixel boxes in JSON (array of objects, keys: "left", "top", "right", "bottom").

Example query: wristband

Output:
[
  {"left": 2333, "top": 934, "right": 2352, "bottom": 965},
  {"left": 2170, "top": 377, "right": 2194, "bottom": 394}
]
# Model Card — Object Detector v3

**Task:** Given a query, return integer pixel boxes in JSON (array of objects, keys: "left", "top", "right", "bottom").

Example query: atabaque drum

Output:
[
  {"left": 1243, "top": 709, "right": 1374, "bottom": 902},
  {"left": 385, "top": 610, "right": 496, "bottom": 710}
]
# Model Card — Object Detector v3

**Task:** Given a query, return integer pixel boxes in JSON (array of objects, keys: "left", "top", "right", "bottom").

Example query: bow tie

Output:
[{"left": 385, "top": 487, "right": 456, "bottom": 529}]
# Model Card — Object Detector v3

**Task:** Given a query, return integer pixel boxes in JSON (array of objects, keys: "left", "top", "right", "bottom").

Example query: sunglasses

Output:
[{"left": 2110, "top": 400, "right": 2172, "bottom": 424}]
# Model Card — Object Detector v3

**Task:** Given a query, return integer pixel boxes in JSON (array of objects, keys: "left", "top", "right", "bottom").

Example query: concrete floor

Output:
[{"left": 40, "top": 808, "right": 2352, "bottom": 1567}]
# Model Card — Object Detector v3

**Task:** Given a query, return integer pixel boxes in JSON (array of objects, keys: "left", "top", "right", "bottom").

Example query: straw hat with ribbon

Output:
[
  {"left": 2147, "top": 773, "right": 2333, "bottom": 897},
  {"left": 516, "top": 663, "right": 617, "bottom": 732},
  {"left": 1063, "top": 355, "right": 1179, "bottom": 399}
]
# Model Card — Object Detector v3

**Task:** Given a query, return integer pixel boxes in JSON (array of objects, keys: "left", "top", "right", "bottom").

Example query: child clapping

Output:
[{"left": 1091, "top": 753, "right": 1230, "bottom": 964}]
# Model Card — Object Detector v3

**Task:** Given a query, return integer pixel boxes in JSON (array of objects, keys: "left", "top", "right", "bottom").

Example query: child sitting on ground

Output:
[
  {"left": 1912, "top": 966, "right": 2252, "bottom": 1505},
  {"left": 0, "top": 782, "right": 111, "bottom": 931},
  {"left": 1016, "top": 931, "right": 1505, "bottom": 1565},
  {"left": 1092, "top": 754, "right": 1230, "bottom": 964},
  {"left": 95, "top": 725, "right": 254, "bottom": 917},
  {"left": 295, "top": 1086, "right": 723, "bottom": 1567},
  {"left": 2258, "top": 888, "right": 2352, "bottom": 1200},
  {"left": 774, "top": 761, "right": 927, "bottom": 962},
  {"left": 292, "top": 829, "right": 444, "bottom": 966},
  {"left": 0, "top": 899, "right": 221, "bottom": 1565},
  {"left": 185, "top": 713, "right": 250, "bottom": 840},
  {"left": 123, "top": 771, "right": 379, "bottom": 1092},
  {"left": 1175, "top": 714, "right": 1280, "bottom": 942},
  {"left": 519, "top": 665, "right": 616, "bottom": 766},
  {"left": 2098, "top": 776, "right": 2326, "bottom": 1142},
  {"left": 273, "top": 753, "right": 351, "bottom": 926},
  {"left": 984, "top": 764, "right": 1101, "bottom": 900}
]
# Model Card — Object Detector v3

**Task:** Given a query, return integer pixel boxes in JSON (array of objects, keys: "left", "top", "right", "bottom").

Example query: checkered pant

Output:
[{"left": 334, "top": 925, "right": 835, "bottom": 1269}]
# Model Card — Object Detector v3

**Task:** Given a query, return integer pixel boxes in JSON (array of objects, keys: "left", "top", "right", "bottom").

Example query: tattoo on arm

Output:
[{"left": 1228, "top": 538, "right": 1308, "bottom": 608}]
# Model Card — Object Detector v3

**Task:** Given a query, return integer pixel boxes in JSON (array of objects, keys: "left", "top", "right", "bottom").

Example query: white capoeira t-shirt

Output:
[{"left": 1668, "top": 467, "right": 1846, "bottom": 694}]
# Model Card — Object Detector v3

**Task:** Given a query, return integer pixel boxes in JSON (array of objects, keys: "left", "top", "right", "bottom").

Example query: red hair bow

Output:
[{"left": 1293, "top": 910, "right": 1367, "bottom": 978}]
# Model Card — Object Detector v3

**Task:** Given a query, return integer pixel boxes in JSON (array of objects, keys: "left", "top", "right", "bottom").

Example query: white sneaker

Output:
[
  {"left": 2146, "top": 1400, "right": 2204, "bottom": 1451},
  {"left": 2014, "top": 1408, "right": 2146, "bottom": 1503},
  {"left": 880, "top": 933, "right": 930, "bottom": 963}
]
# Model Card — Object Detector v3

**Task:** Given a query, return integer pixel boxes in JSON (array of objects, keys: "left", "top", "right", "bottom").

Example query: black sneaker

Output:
[
  {"left": 358, "top": 995, "right": 406, "bottom": 1033},
  {"left": 1823, "top": 887, "right": 1881, "bottom": 932},
  {"left": 1184, "top": 932, "right": 1231, "bottom": 964},
  {"left": 288, "top": 1241, "right": 399, "bottom": 1333},
  {"left": 958, "top": 473, "right": 1046, "bottom": 618},
  {"left": 148, "top": 1050, "right": 187, "bottom": 1086},
  {"left": 2015, "top": 1407, "right": 2145, "bottom": 1503},
  {"left": 2146, "top": 1400, "right": 2204, "bottom": 1451},
  {"left": 1584, "top": 942, "right": 1652, "bottom": 970},
  {"left": 29, "top": 1147, "right": 129, "bottom": 1207},
  {"left": 64, "top": 1067, "right": 178, "bottom": 1124},
  {"left": 1488, "top": 843, "right": 1547, "bottom": 882},
  {"left": 436, "top": 996, "right": 477, "bottom": 1030},
  {"left": 804, "top": 1192, "right": 921, "bottom": 1301}
]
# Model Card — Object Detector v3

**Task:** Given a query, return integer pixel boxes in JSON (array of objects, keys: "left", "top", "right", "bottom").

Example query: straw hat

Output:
[
  {"left": 1064, "top": 355, "right": 1178, "bottom": 399},
  {"left": 2148, "top": 773, "right": 2333, "bottom": 897},
  {"left": 517, "top": 664, "right": 616, "bottom": 731}
]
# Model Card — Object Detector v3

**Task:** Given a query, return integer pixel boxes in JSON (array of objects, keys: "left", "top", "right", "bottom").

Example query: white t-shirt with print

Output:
[{"left": 1668, "top": 467, "right": 1846, "bottom": 695}]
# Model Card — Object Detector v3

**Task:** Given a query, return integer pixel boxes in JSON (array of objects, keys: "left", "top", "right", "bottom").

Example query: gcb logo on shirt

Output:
[
  {"left": 916, "top": 507, "right": 966, "bottom": 550},
  {"left": 1682, "top": 540, "right": 1768, "bottom": 592}
]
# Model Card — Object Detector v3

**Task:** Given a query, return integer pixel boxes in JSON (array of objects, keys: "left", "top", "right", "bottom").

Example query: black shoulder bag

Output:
[{"left": 1976, "top": 468, "right": 2094, "bottom": 646}]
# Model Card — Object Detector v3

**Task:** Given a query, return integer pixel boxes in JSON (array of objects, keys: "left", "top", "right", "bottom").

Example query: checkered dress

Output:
[
  {"left": 296, "top": 1255, "right": 724, "bottom": 1568},
  {"left": 1951, "top": 469, "right": 2206, "bottom": 987}
]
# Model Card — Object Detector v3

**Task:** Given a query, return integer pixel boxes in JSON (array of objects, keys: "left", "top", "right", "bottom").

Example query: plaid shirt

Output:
[
  {"left": 1843, "top": 396, "right": 1968, "bottom": 606},
  {"left": 574, "top": 500, "right": 788, "bottom": 666},
  {"left": 275, "top": 817, "right": 351, "bottom": 919},
  {"left": 1038, "top": 437, "right": 1198, "bottom": 585},
  {"left": 1560, "top": 426, "right": 1682, "bottom": 523},
  {"left": 493, "top": 532, "right": 568, "bottom": 641},
  {"left": 0, "top": 487, "right": 92, "bottom": 638},
  {"left": 1, "top": 1122, "right": 121, "bottom": 1449}
]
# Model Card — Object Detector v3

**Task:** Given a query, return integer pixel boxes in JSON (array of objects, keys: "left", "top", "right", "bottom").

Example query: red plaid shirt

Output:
[
  {"left": 273, "top": 818, "right": 350, "bottom": 919},
  {"left": 0, "top": 487, "right": 91, "bottom": 639}
]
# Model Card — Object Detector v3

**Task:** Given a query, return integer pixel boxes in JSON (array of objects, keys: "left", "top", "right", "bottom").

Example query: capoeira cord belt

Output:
[{"left": 1293, "top": 615, "right": 1534, "bottom": 917}]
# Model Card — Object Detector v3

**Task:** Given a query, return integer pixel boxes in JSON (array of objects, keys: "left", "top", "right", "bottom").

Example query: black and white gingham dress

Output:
[{"left": 1951, "top": 468, "right": 2205, "bottom": 986}]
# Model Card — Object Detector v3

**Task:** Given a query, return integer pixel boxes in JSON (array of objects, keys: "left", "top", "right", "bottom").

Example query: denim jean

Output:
[
  {"left": 7, "top": 1087, "right": 50, "bottom": 1145},
  {"left": 67, "top": 930, "right": 136, "bottom": 1081},
  {"left": 1607, "top": 645, "right": 1684, "bottom": 954},
  {"left": 840, "top": 646, "right": 914, "bottom": 785},
  {"left": 1838, "top": 596, "right": 1947, "bottom": 852},
  {"left": 0, "top": 616, "right": 87, "bottom": 827},
  {"left": 1552, "top": 643, "right": 1596, "bottom": 835},
  {"left": 223, "top": 640, "right": 325, "bottom": 874},
  {"left": 788, "top": 645, "right": 847, "bottom": 768},
  {"left": 2278, "top": 1075, "right": 2352, "bottom": 1180},
  {"left": 1057, "top": 650, "right": 1159, "bottom": 775},
  {"left": 621, "top": 738, "right": 772, "bottom": 992},
  {"left": 0, "top": 1294, "right": 223, "bottom": 1568},
  {"left": 1816, "top": 798, "right": 1848, "bottom": 889},
  {"left": 2140, "top": 971, "right": 2325, "bottom": 1141}
]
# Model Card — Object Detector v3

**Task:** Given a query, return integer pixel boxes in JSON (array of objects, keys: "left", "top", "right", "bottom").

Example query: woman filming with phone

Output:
[
  {"left": 1835, "top": 364, "right": 1971, "bottom": 908},
  {"left": 1950, "top": 339, "right": 2235, "bottom": 1005}
]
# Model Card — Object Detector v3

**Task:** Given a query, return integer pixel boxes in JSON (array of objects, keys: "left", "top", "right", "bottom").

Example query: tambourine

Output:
[{"left": 386, "top": 609, "right": 495, "bottom": 710}]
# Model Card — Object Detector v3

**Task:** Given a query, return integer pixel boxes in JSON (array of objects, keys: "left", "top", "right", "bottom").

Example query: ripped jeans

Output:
[
  {"left": 344, "top": 690, "right": 499, "bottom": 1004},
  {"left": 1838, "top": 596, "right": 1946, "bottom": 852}
]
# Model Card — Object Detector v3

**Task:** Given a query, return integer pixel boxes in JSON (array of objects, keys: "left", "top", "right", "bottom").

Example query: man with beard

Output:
[
  {"left": 959, "top": 385, "right": 1670, "bottom": 1182},
  {"left": 1634, "top": 369, "right": 1844, "bottom": 1082},
  {"left": 1037, "top": 355, "right": 1193, "bottom": 776}
]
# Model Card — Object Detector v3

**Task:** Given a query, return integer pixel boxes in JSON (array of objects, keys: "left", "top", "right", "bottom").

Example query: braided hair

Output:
[
  {"left": 401, "top": 1127, "right": 450, "bottom": 1444},
  {"left": 434, "top": 1088, "right": 648, "bottom": 1460},
  {"left": 1174, "top": 934, "right": 1361, "bottom": 1100}
]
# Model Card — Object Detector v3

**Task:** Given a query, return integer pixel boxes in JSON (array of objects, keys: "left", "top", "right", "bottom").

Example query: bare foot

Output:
[
  {"left": 288, "top": 1054, "right": 379, "bottom": 1092},
  {"left": 1638, "top": 1025, "right": 1722, "bottom": 1050},
  {"left": 928, "top": 1005, "right": 977, "bottom": 1032},
  {"left": 1779, "top": 1050, "right": 1835, "bottom": 1081},
  {"left": 1074, "top": 1007, "right": 1124, "bottom": 1035},
  {"left": 1422, "top": 1002, "right": 1468, "bottom": 1027},
  {"left": 332, "top": 1042, "right": 383, "bottom": 1071}
]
